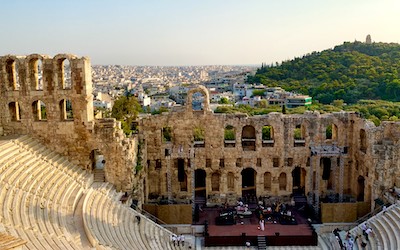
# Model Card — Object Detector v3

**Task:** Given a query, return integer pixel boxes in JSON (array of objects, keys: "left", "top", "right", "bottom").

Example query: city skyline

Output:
[{"left": 1, "top": 0, "right": 400, "bottom": 66}]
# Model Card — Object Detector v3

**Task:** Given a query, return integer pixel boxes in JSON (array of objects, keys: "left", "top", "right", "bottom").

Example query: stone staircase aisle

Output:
[
  {"left": 93, "top": 169, "right": 105, "bottom": 182},
  {"left": 257, "top": 235, "right": 267, "bottom": 250}
]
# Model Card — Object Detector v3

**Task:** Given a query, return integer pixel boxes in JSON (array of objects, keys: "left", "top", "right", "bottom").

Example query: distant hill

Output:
[{"left": 247, "top": 41, "right": 400, "bottom": 104}]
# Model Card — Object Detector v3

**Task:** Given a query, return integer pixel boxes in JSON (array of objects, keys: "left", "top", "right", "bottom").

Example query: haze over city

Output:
[{"left": 1, "top": 0, "right": 400, "bottom": 65}]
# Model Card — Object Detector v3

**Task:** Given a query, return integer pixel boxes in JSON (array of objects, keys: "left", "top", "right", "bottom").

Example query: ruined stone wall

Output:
[
  {"left": 0, "top": 54, "right": 137, "bottom": 192},
  {"left": 141, "top": 87, "right": 400, "bottom": 210}
]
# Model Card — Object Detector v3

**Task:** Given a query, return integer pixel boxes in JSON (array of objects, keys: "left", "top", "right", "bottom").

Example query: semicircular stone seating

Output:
[
  {"left": 0, "top": 135, "right": 93, "bottom": 249},
  {"left": 1, "top": 135, "right": 183, "bottom": 250},
  {"left": 349, "top": 202, "right": 400, "bottom": 250},
  {"left": 83, "top": 183, "right": 183, "bottom": 250}
]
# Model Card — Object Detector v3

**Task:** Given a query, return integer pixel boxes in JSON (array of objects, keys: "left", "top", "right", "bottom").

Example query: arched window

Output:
[
  {"left": 32, "top": 100, "right": 47, "bottom": 121},
  {"left": 29, "top": 58, "right": 43, "bottom": 90},
  {"left": 224, "top": 125, "right": 236, "bottom": 147},
  {"left": 58, "top": 58, "right": 72, "bottom": 89},
  {"left": 211, "top": 172, "right": 220, "bottom": 191},
  {"left": 360, "top": 129, "right": 367, "bottom": 153},
  {"left": 264, "top": 172, "right": 271, "bottom": 191},
  {"left": 262, "top": 125, "right": 274, "bottom": 147},
  {"left": 8, "top": 102, "right": 21, "bottom": 121},
  {"left": 326, "top": 124, "right": 338, "bottom": 140},
  {"left": 227, "top": 172, "right": 235, "bottom": 191},
  {"left": 186, "top": 86, "right": 211, "bottom": 112},
  {"left": 6, "top": 59, "right": 19, "bottom": 90},
  {"left": 60, "top": 99, "right": 74, "bottom": 120},
  {"left": 279, "top": 173, "right": 287, "bottom": 191},
  {"left": 242, "top": 125, "right": 256, "bottom": 151},
  {"left": 162, "top": 126, "right": 172, "bottom": 142},
  {"left": 294, "top": 124, "right": 305, "bottom": 147},
  {"left": 90, "top": 149, "right": 105, "bottom": 170},
  {"left": 63, "top": 59, "right": 71, "bottom": 89},
  {"left": 193, "top": 126, "right": 205, "bottom": 147},
  {"left": 191, "top": 91, "right": 205, "bottom": 111},
  {"left": 224, "top": 125, "right": 235, "bottom": 140}
]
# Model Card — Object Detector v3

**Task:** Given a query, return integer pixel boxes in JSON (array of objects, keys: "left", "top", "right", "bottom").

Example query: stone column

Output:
[
  {"left": 308, "top": 155, "right": 314, "bottom": 205},
  {"left": 314, "top": 156, "right": 321, "bottom": 215},
  {"left": 166, "top": 156, "right": 172, "bottom": 203},
  {"left": 339, "top": 155, "right": 344, "bottom": 202},
  {"left": 190, "top": 146, "right": 195, "bottom": 221},
  {"left": 237, "top": 171, "right": 242, "bottom": 198},
  {"left": 331, "top": 157, "right": 338, "bottom": 193}
]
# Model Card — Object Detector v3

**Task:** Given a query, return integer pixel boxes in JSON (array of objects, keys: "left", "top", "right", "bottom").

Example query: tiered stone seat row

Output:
[
  {"left": 0, "top": 136, "right": 94, "bottom": 249},
  {"left": 83, "top": 183, "right": 182, "bottom": 250},
  {"left": 349, "top": 203, "right": 400, "bottom": 250}
]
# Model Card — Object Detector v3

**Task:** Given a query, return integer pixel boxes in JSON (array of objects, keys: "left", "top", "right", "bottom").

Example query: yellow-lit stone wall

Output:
[
  {"left": 0, "top": 54, "right": 137, "bottom": 192},
  {"left": 141, "top": 87, "right": 400, "bottom": 212}
]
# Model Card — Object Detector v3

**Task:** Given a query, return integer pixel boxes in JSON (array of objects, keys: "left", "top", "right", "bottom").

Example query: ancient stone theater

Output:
[{"left": 0, "top": 54, "right": 399, "bottom": 249}]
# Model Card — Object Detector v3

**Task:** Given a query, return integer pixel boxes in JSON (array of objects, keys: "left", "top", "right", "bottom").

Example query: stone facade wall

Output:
[
  {"left": 0, "top": 54, "right": 137, "bottom": 192},
  {"left": 141, "top": 87, "right": 400, "bottom": 211}
]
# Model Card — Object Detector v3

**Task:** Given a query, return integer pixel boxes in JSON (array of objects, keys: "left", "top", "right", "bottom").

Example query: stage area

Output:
[{"left": 195, "top": 202, "right": 317, "bottom": 247}]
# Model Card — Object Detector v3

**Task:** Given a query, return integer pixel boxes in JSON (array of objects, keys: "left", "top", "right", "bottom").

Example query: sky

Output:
[{"left": 1, "top": 0, "right": 400, "bottom": 66}]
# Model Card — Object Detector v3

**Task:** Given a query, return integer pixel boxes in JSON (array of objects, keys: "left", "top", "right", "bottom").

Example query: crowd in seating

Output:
[{"left": 347, "top": 202, "right": 400, "bottom": 250}]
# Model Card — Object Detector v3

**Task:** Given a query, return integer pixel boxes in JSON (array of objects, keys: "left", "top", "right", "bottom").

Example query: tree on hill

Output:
[
  {"left": 111, "top": 94, "right": 141, "bottom": 135},
  {"left": 248, "top": 41, "right": 400, "bottom": 104}
]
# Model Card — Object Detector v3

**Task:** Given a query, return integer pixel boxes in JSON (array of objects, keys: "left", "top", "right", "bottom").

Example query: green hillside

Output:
[{"left": 247, "top": 41, "right": 400, "bottom": 104}]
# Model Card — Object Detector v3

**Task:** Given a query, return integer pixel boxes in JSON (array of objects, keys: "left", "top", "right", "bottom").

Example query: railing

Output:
[
  {"left": 355, "top": 206, "right": 382, "bottom": 224},
  {"left": 130, "top": 203, "right": 169, "bottom": 225}
]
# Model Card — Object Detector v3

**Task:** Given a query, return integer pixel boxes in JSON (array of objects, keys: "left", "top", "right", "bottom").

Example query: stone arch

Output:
[
  {"left": 90, "top": 149, "right": 106, "bottom": 183},
  {"left": 32, "top": 100, "right": 47, "bottom": 121},
  {"left": 242, "top": 125, "right": 256, "bottom": 151},
  {"left": 294, "top": 122, "right": 306, "bottom": 147},
  {"left": 195, "top": 169, "right": 206, "bottom": 199},
  {"left": 241, "top": 167, "right": 256, "bottom": 198},
  {"left": 292, "top": 167, "right": 306, "bottom": 194},
  {"left": 53, "top": 54, "right": 77, "bottom": 90},
  {"left": 59, "top": 99, "right": 74, "bottom": 120},
  {"left": 90, "top": 149, "right": 105, "bottom": 170},
  {"left": 27, "top": 54, "right": 47, "bottom": 91},
  {"left": 8, "top": 101, "right": 21, "bottom": 121},
  {"left": 162, "top": 126, "right": 172, "bottom": 142},
  {"left": 186, "top": 85, "right": 210, "bottom": 112},
  {"left": 357, "top": 175, "right": 365, "bottom": 201},
  {"left": 224, "top": 125, "right": 236, "bottom": 140},
  {"left": 227, "top": 172, "right": 235, "bottom": 191},
  {"left": 211, "top": 172, "right": 220, "bottom": 191},
  {"left": 326, "top": 123, "right": 338, "bottom": 140},
  {"left": 224, "top": 124, "right": 236, "bottom": 147},
  {"left": 4, "top": 56, "right": 20, "bottom": 91},
  {"left": 193, "top": 126, "right": 205, "bottom": 147},
  {"left": 294, "top": 124, "right": 305, "bottom": 140},
  {"left": 264, "top": 171, "right": 272, "bottom": 191},
  {"left": 279, "top": 172, "right": 287, "bottom": 191},
  {"left": 262, "top": 125, "right": 274, "bottom": 140}
]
